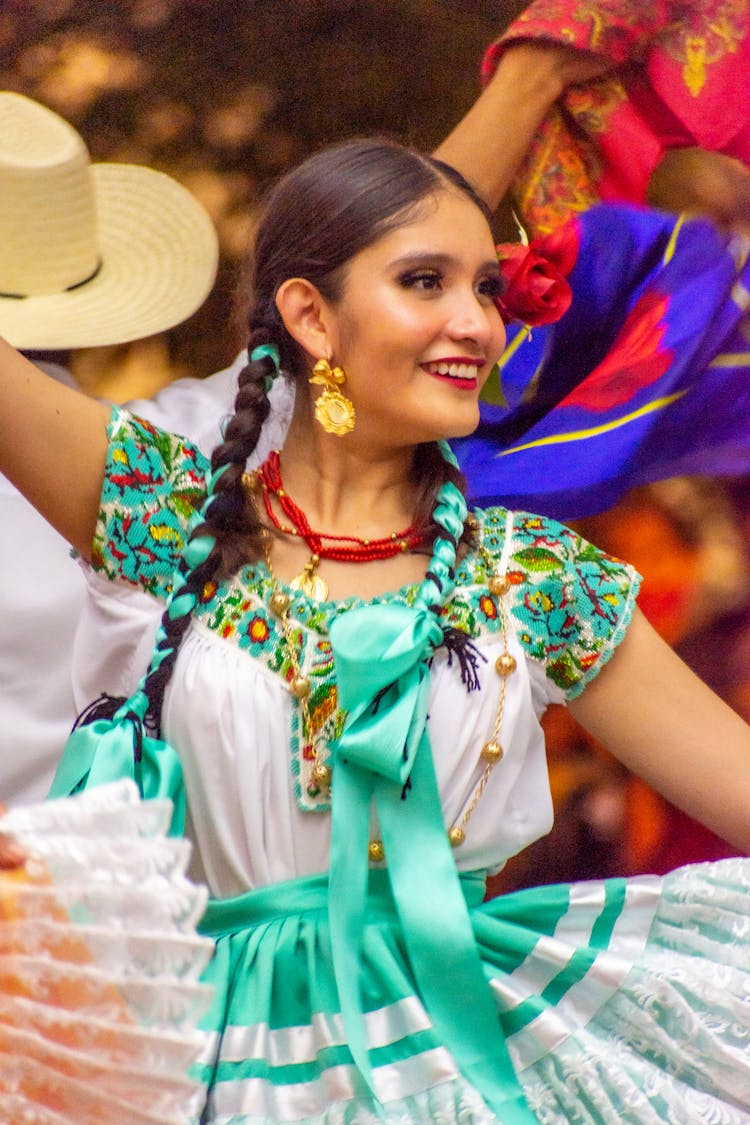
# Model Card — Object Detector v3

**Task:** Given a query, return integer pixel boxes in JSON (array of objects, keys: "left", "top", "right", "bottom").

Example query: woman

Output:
[{"left": 4, "top": 138, "right": 750, "bottom": 1122}]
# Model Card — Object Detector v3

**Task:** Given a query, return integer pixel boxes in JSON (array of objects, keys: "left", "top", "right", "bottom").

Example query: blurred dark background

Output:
[{"left": 1, "top": 0, "right": 523, "bottom": 394}]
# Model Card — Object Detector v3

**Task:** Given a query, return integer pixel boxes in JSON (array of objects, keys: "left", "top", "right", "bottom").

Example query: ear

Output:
[{"left": 275, "top": 278, "right": 333, "bottom": 360}]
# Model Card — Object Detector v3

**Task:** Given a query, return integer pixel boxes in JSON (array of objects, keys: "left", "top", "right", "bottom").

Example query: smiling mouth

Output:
[{"left": 422, "top": 361, "right": 481, "bottom": 388}]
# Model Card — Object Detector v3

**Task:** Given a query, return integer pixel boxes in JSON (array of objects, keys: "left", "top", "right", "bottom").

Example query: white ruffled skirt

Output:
[
  {"left": 195, "top": 859, "right": 750, "bottom": 1123},
  {"left": 0, "top": 783, "right": 213, "bottom": 1124}
]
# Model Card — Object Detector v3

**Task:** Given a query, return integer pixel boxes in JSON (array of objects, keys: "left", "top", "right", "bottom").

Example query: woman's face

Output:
[{"left": 324, "top": 188, "right": 506, "bottom": 450}]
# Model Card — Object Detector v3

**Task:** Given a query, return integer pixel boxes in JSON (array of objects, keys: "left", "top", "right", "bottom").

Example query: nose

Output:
[{"left": 447, "top": 286, "right": 505, "bottom": 354}]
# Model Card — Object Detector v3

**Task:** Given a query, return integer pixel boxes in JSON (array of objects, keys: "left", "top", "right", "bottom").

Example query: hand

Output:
[{"left": 501, "top": 39, "right": 615, "bottom": 92}]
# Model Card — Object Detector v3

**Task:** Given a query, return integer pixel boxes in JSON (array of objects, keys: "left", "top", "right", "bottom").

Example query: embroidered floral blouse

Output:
[{"left": 87, "top": 408, "right": 640, "bottom": 897}]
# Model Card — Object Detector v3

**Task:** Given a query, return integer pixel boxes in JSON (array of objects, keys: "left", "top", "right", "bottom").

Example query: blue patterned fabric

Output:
[{"left": 455, "top": 204, "right": 750, "bottom": 520}]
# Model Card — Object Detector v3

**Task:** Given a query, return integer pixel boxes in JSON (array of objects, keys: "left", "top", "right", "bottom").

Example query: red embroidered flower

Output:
[
  {"left": 248, "top": 616, "right": 270, "bottom": 644},
  {"left": 507, "top": 570, "right": 527, "bottom": 586},
  {"left": 496, "top": 222, "right": 578, "bottom": 327},
  {"left": 479, "top": 594, "right": 498, "bottom": 620},
  {"left": 200, "top": 580, "right": 217, "bottom": 603},
  {"left": 561, "top": 290, "right": 673, "bottom": 412}
]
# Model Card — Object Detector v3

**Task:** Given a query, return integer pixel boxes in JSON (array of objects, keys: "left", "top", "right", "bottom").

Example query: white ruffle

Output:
[{"left": 0, "top": 781, "right": 214, "bottom": 1125}]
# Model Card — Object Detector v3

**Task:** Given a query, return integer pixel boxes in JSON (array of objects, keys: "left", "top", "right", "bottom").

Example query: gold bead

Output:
[
  {"left": 399, "top": 540, "right": 408, "bottom": 552},
  {"left": 488, "top": 574, "right": 510, "bottom": 596},
  {"left": 290, "top": 675, "right": 311, "bottom": 699},
  {"left": 270, "top": 591, "right": 291, "bottom": 617},
  {"left": 448, "top": 826, "right": 465, "bottom": 848},
  {"left": 368, "top": 839, "right": 385, "bottom": 863},
  {"left": 311, "top": 761, "right": 332, "bottom": 788},
  {"left": 495, "top": 652, "right": 517, "bottom": 677},
  {"left": 481, "top": 740, "right": 503, "bottom": 764},
  {"left": 310, "top": 554, "right": 320, "bottom": 565}
]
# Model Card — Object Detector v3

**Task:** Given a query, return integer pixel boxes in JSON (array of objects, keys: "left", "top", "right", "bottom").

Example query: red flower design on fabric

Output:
[
  {"left": 560, "top": 290, "right": 673, "bottom": 412},
  {"left": 496, "top": 221, "right": 578, "bottom": 326}
]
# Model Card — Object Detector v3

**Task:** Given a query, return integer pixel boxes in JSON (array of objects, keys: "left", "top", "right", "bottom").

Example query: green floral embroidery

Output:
[{"left": 93, "top": 412, "right": 640, "bottom": 809}]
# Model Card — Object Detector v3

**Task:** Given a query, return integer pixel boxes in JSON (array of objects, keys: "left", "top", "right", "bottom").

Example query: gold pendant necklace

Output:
[{"left": 289, "top": 553, "right": 328, "bottom": 601}]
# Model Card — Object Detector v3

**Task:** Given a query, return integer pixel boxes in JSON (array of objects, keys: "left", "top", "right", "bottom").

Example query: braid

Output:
[
  {"left": 411, "top": 442, "right": 477, "bottom": 553},
  {"left": 141, "top": 331, "right": 282, "bottom": 731}
]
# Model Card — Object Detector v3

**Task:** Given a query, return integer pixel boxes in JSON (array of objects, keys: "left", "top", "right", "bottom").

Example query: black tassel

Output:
[
  {"left": 71, "top": 693, "right": 145, "bottom": 764},
  {"left": 440, "top": 627, "right": 487, "bottom": 692},
  {"left": 71, "top": 692, "right": 127, "bottom": 731}
]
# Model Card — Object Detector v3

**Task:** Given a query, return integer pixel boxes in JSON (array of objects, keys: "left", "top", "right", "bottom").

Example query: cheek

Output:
[{"left": 491, "top": 318, "right": 507, "bottom": 360}]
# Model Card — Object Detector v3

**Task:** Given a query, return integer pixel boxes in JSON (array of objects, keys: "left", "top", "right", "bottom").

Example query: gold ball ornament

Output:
[
  {"left": 481, "top": 740, "right": 503, "bottom": 764},
  {"left": 368, "top": 840, "right": 385, "bottom": 863},
  {"left": 495, "top": 652, "right": 517, "bottom": 676},
  {"left": 488, "top": 574, "right": 511, "bottom": 596},
  {"left": 270, "top": 591, "right": 291, "bottom": 617},
  {"left": 448, "top": 826, "right": 465, "bottom": 848},
  {"left": 311, "top": 761, "right": 332, "bottom": 789},
  {"left": 290, "top": 675, "right": 311, "bottom": 699}
]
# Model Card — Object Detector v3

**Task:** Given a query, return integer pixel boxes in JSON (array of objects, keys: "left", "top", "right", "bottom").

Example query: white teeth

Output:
[{"left": 426, "top": 362, "right": 478, "bottom": 379}]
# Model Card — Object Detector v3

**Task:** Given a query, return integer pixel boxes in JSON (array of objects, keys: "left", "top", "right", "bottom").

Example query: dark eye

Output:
[
  {"left": 477, "top": 275, "right": 505, "bottom": 300},
  {"left": 399, "top": 269, "right": 443, "bottom": 292}
]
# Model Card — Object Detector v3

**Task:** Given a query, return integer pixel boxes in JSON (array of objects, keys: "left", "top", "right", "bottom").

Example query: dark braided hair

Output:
[{"left": 140, "top": 137, "right": 492, "bottom": 730}]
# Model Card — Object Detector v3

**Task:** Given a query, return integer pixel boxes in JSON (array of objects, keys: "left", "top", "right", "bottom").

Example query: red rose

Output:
[{"left": 495, "top": 221, "right": 579, "bottom": 327}]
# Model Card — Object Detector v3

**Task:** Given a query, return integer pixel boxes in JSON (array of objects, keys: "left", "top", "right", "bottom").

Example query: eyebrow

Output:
[{"left": 391, "top": 252, "right": 501, "bottom": 275}]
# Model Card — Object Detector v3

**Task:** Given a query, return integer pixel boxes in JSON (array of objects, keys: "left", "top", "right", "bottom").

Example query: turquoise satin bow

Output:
[
  {"left": 327, "top": 500, "right": 535, "bottom": 1121},
  {"left": 331, "top": 601, "right": 442, "bottom": 784}
]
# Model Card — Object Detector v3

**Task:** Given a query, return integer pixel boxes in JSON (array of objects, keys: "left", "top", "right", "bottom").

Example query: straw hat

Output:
[{"left": 0, "top": 92, "right": 219, "bottom": 350}]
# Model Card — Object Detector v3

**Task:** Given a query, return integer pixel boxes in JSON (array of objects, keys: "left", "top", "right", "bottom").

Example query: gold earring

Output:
[{"left": 309, "top": 358, "right": 356, "bottom": 436}]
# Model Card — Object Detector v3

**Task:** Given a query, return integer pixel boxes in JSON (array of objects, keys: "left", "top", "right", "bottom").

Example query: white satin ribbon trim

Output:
[
  {"left": 209, "top": 1047, "right": 462, "bottom": 1121},
  {"left": 208, "top": 993, "right": 434, "bottom": 1067},
  {"left": 501, "top": 879, "right": 663, "bottom": 1069}
]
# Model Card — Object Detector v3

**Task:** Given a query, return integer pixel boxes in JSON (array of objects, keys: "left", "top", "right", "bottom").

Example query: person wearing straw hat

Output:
[{"left": 0, "top": 91, "right": 227, "bottom": 805}]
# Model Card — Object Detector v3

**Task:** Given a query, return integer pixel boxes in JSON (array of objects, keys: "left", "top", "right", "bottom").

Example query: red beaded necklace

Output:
[
  {"left": 253, "top": 451, "right": 425, "bottom": 600},
  {"left": 259, "top": 450, "right": 425, "bottom": 561}
]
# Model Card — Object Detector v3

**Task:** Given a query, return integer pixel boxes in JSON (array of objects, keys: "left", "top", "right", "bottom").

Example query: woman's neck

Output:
[{"left": 277, "top": 415, "right": 418, "bottom": 538}]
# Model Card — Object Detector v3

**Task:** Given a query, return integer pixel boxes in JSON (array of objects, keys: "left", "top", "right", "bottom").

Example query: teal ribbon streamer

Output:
[
  {"left": 328, "top": 603, "right": 535, "bottom": 1122},
  {"left": 48, "top": 695, "right": 186, "bottom": 836}
]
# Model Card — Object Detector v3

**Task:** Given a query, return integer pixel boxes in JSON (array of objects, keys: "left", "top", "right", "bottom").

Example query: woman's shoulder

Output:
[
  {"left": 473, "top": 503, "right": 635, "bottom": 573},
  {"left": 467, "top": 504, "right": 642, "bottom": 699},
  {"left": 108, "top": 404, "right": 211, "bottom": 483},
  {"left": 92, "top": 406, "right": 212, "bottom": 600}
]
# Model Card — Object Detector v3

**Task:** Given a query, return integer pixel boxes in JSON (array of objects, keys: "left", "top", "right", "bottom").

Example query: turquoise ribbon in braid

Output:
[
  {"left": 48, "top": 469, "right": 229, "bottom": 835},
  {"left": 327, "top": 444, "right": 534, "bottom": 1121},
  {"left": 250, "top": 341, "right": 280, "bottom": 391}
]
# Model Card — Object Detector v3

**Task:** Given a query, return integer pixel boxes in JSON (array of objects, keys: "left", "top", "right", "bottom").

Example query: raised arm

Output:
[
  {"left": 569, "top": 607, "right": 750, "bottom": 854},
  {"left": 433, "top": 41, "right": 611, "bottom": 211},
  {"left": 0, "top": 338, "right": 109, "bottom": 558}
]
